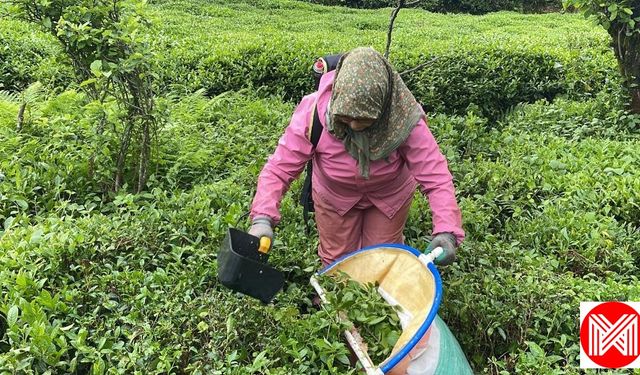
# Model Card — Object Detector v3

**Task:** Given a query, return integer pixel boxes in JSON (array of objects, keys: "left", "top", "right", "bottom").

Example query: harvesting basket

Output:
[{"left": 310, "top": 245, "right": 443, "bottom": 374}]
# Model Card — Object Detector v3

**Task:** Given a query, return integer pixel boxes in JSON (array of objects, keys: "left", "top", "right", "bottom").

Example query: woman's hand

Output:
[
  {"left": 248, "top": 216, "right": 274, "bottom": 247},
  {"left": 426, "top": 233, "right": 457, "bottom": 266}
]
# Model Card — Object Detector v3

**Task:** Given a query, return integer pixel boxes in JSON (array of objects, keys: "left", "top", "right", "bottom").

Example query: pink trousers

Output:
[
  {"left": 314, "top": 192, "right": 413, "bottom": 266},
  {"left": 314, "top": 193, "right": 426, "bottom": 375}
]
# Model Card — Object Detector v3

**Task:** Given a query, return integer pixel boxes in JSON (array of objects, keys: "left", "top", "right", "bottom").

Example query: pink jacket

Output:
[{"left": 250, "top": 71, "right": 465, "bottom": 244}]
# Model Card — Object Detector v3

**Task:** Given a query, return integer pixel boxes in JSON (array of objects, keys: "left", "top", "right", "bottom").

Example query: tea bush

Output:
[
  {"left": 3, "top": 56, "right": 639, "bottom": 375},
  {"left": 307, "top": 0, "right": 562, "bottom": 14},
  {"left": 149, "top": 0, "right": 618, "bottom": 118},
  {"left": 0, "top": 90, "right": 294, "bottom": 225},
  {"left": 0, "top": 91, "right": 98, "bottom": 225},
  {"left": 399, "top": 99, "right": 640, "bottom": 371},
  {"left": 1, "top": 89, "right": 639, "bottom": 373},
  {"left": 0, "top": 0, "right": 619, "bottom": 118},
  {"left": 0, "top": 182, "right": 357, "bottom": 373},
  {"left": 0, "top": 19, "right": 73, "bottom": 92},
  {"left": 503, "top": 93, "right": 640, "bottom": 140}
]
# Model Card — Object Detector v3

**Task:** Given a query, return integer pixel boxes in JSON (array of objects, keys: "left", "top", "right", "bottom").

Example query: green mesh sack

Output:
[{"left": 406, "top": 315, "right": 473, "bottom": 375}]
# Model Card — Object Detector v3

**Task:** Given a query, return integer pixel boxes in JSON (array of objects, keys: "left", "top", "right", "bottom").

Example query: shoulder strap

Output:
[
  {"left": 310, "top": 104, "right": 322, "bottom": 148},
  {"left": 301, "top": 53, "right": 342, "bottom": 231},
  {"left": 300, "top": 103, "right": 323, "bottom": 232}
]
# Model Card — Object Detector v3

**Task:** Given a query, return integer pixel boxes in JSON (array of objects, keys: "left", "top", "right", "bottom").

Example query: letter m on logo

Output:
[{"left": 589, "top": 314, "right": 638, "bottom": 356}]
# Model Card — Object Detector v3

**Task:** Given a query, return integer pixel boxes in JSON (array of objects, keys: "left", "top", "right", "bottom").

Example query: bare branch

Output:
[
  {"left": 384, "top": 0, "right": 405, "bottom": 59},
  {"left": 384, "top": 0, "right": 422, "bottom": 60},
  {"left": 137, "top": 121, "right": 150, "bottom": 193},
  {"left": 399, "top": 56, "right": 439, "bottom": 76},
  {"left": 16, "top": 103, "right": 25, "bottom": 132}
]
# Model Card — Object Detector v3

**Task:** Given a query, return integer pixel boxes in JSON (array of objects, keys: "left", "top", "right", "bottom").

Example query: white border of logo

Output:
[{"left": 580, "top": 302, "right": 640, "bottom": 369}]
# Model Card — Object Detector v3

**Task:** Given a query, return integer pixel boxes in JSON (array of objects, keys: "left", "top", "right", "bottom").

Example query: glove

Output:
[
  {"left": 426, "top": 233, "right": 457, "bottom": 266},
  {"left": 248, "top": 216, "right": 274, "bottom": 248}
]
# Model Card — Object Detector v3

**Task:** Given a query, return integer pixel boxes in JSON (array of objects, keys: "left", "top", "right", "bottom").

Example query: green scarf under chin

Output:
[{"left": 328, "top": 47, "right": 424, "bottom": 179}]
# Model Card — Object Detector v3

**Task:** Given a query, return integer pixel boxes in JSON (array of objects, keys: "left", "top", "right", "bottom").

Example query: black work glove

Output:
[{"left": 426, "top": 233, "right": 457, "bottom": 266}]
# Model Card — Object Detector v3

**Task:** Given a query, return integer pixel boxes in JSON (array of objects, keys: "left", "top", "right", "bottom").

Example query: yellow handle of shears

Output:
[{"left": 258, "top": 237, "right": 271, "bottom": 254}]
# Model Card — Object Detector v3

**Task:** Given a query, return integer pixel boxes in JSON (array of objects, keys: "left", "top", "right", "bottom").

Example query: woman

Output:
[{"left": 249, "top": 47, "right": 464, "bottom": 267}]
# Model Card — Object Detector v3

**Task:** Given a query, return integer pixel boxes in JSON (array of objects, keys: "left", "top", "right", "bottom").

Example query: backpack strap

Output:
[
  {"left": 300, "top": 101, "right": 323, "bottom": 232},
  {"left": 309, "top": 103, "right": 323, "bottom": 148},
  {"left": 301, "top": 52, "right": 341, "bottom": 232}
]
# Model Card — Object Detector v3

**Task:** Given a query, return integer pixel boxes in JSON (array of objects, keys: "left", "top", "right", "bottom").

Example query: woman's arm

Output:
[
  {"left": 399, "top": 118, "right": 465, "bottom": 244},
  {"left": 250, "top": 94, "right": 317, "bottom": 225}
]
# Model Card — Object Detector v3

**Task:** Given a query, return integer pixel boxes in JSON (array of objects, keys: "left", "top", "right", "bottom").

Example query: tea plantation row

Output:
[
  {"left": 304, "top": 0, "right": 562, "bottom": 14},
  {"left": 1, "top": 0, "right": 618, "bottom": 119}
]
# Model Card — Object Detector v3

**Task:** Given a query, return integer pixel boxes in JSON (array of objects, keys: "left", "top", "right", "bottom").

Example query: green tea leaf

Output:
[{"left": 7, "top": 305, "right": 19, "bottom": 326}]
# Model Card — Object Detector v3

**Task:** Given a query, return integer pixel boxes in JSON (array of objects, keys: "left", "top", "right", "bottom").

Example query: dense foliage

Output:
[
  {"left": 0, "top": 0, "right": 639, "bottom": 374},
  {"left": 306, "top": 0, "right": 563, "bottom": 14},
  {"left": 564, "top": 0, "right": 640, "bottom": 113},
  {"left": 1, "top": 0, "right": 619, "bottom": 120},
  {"left": 0, "top": 19, "right": 72, "bottom": 92},
  {"left": 8, "top": 0, "right": 160, "bottom": 192}
]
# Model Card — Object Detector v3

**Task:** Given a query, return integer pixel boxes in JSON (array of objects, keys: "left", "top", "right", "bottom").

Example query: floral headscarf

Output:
[{"left": 328, "top": 47, "right": 424, "bottom": 179}]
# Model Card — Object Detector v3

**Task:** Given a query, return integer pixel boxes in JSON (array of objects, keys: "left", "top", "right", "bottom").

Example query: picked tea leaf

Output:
[{"left": 319, "top": 271, "right": 403, "bottom": 365}]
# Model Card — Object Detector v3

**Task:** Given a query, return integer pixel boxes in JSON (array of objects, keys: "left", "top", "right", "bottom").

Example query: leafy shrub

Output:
[
  {"left": 0, "top": 1, "right": 619, "bottom": 118},
  {"left": 503, "top": 90, "right": 640, "bottom": 140},
  {"left": 406, "top": 100, "right": 640, "bottom": 371},
  {"left": 0, "top": 182, "right": 358, "bottom": 373},
  {"left": 0, "top": 91, "right": 100, "bottom": 227},
  {"left": 429, "top": 0, "right": 563, "bottom": 14},
  {"left": 171, "top": 1, "right": 621, "bottom": 117},
  {"left": 0, "top": 19, "right": 72, "bottom": 92},
  {"left": 151, "top": 5, "right": 617, "bottom": 119},
  {"left": 402, "top": 45, "right": 567, "bottom": 119},
  {"left": 0, "top": 90, "right": 295, "bottom": 223},
  {"left": 2, "top": 91, "right": 639, "bottom": 373},
  {"left": 443, "top": 238, "right": 639, "bottom": 372},
  {"left": 565, "top": 0, "right": 640, "bottom": 114},
  {"left": 304, "top": 0, "right": 563, "bottom": 13},
  {"left": 10, "top": 0, "right": 162, "bottom": 193},
  {"left": 307, "top": 0, "right": 393, "bottom": 8}
]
